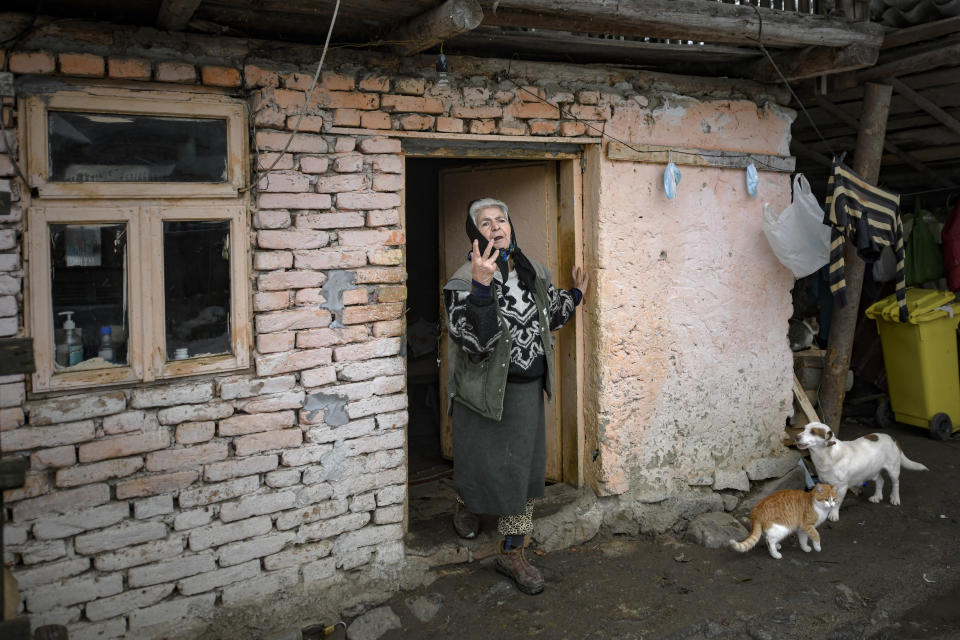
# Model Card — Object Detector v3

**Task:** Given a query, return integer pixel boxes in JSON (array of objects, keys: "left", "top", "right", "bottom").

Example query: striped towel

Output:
[{"left": 824, "top": 157, "right": 906, "bottom": 322}]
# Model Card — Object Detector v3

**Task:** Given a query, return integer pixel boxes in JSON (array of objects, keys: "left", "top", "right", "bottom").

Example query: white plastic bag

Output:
[{"left": 762, "top": 173, "right": 831, "bottom": 279}]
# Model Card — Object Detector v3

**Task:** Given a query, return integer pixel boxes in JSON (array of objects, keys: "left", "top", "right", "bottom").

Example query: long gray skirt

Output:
[{"left": 452, "top": 379, "right": 546, "bottom": 516}]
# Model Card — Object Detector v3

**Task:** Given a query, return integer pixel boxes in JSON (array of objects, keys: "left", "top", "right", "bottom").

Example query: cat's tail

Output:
[
  {"left": 900, "top": 451, "right": 928, "bottom": 472},
  {"left": 729, "top": 520, "right": 762, "bottom": 553}
]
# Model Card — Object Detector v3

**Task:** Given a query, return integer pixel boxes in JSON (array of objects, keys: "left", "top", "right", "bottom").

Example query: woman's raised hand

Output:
[
  {"left": 572, "top": 265, "right": 589, "bottom": 297},
  {"left": 471, "top": 239, "right": 499, "bottom": 286}
]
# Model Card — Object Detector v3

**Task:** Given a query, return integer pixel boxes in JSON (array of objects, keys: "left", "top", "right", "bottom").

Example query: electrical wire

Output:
[{"left": 242, "top": 0, "right": 341, "bottom": 191}]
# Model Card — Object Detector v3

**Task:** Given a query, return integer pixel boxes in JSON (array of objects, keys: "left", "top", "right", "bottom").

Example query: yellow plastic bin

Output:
[{"left": 865, "top": 288, "right": 960, "bottom": 440}]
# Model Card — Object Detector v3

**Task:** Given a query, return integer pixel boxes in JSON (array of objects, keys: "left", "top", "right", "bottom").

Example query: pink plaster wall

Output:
[{"left": 585, "top": 98, "right": 797, "bottom": 496}]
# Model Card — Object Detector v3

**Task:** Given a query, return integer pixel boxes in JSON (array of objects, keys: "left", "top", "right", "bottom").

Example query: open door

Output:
[{"left": 437, "top": 162, "right": 563, "bottom": 482}]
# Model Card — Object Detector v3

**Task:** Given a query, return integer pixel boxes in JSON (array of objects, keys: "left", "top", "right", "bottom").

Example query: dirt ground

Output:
[{"left": 360, "top": 417, "right": 960, "bottom": 640}]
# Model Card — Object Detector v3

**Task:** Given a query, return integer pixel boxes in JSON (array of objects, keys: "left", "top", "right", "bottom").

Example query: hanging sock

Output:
[
  {"left": 663, "top": 161, "right": 682, "bottom": 199},
  {"left": 746, "top": 162, "right": 759, "bottom": 197}
]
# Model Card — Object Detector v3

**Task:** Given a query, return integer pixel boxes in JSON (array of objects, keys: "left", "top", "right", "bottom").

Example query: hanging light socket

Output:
[{"left": 435, "top": 52, "right": 449, "bottom": 90}]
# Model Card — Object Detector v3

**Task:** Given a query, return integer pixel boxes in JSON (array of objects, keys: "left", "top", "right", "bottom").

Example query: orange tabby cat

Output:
[{"left": 729, "top": 483, "right": 838, "bottom": 560}]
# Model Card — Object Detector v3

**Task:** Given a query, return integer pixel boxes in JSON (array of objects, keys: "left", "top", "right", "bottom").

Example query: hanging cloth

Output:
[
  {"left": 823, "top": 156, "right": 907, "bottom": 321},
  {"left": 943, "top": 197, "right": 960, "bottom": 292}
]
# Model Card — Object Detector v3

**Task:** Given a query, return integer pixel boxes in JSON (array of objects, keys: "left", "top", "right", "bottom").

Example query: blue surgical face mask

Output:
[
  {"left": 664, "top": 162, "right": 682, "bottom": 200},
  {"left": 746, "top": 163, "right": 759, "bottom": 197}
]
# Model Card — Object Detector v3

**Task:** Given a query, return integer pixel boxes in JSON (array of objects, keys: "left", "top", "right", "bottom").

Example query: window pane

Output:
[
  {"left": 50, "top": 224, "right": 128, "bottom": 369},
  {"left": 164, "top": 220, "right": 232, "bottom": 360},
  {"left": 49, "top": 112, "right": 228, "bottom": 182}
]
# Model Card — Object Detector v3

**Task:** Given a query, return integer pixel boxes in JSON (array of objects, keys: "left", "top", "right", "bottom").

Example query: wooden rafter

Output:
[
  {"left": 889, "top": 77, "right": 960, "bottom": 140},
  {"left": 483, "top": 0, "right": 884, "bottom": 48},
  {"left": 157, "top": 0, "right": 203, "bottom": 31},
  {"left": 752, "top": 43, "right": 878, "bottom": 83},
  {"left": 858, "top": 39, "right": 960, "bottom": 82},
  {"left": 882, "top": 16, "right": 960, "bottom": 50},
  {"left": 385, "top": 0, "right": 483, "bottom": 56}
]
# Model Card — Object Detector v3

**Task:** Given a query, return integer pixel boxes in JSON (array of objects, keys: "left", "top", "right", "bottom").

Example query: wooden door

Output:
[{"left": 437, "top": 162, "right": 562, "bottom": 482}]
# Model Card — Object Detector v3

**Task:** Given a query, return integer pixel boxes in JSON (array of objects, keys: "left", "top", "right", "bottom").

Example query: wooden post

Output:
[{"left": 819, "top": 82, "right": 893, "bottom": 430}]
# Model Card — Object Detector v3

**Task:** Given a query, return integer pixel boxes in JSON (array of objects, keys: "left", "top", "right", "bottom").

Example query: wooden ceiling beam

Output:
[
  {"left": 157, "top": 0, "right": 204, "bottom": 31},
  {"left": 857, "top": 40, "right": 960, "bottom": 83},
  {"left": 816, "top": 96, "right": 956, "bottom": 187},
  {"left": 889, "top": 77, "right": 960, "bottom": 140},
  {"left": 483, "top": 0, "right": 884, "bottom": 48},
  {"left": 882, "top": 16, "right": 960, "bottom": 50},
  {"left": 752, "top": 43, "right": 877, "bottom": 83},
  {"left": 384, "top": 0, "right": 483, "bottom": 56}
]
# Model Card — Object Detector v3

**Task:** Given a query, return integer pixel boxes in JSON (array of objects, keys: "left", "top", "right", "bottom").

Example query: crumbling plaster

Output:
[{"left": 584, "top": 97, "right": 797, "bottom": 498}]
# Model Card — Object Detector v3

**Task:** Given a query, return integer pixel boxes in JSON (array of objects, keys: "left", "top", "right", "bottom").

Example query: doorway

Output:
[{"left": 404, "top": 156, "right": 584, "bottom": 493}]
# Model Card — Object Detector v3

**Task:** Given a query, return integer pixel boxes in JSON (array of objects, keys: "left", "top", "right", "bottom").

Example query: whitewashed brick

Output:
[
  {"left": 2, "top": 420, "right": 96, "bottom": 452},
  {"left": 216, "top": 532, "right": 295, "bottom": 567},
  {"left": 346, "top": 393, "right": 407, "bottom": 419},
  {"left": 116, "top": 470, "right": 198, "bottom": 499},
  {"left": 301, "top": 366, "right": 337, "bottom": 388},
  {"left": 188, "top": 515, "right": 272, "bottom": 551},
  {"left": 372, "top": 173, "right": 403, "bottom": 191},
  {"left": 27, "top": 391, "right": 126, "bottom": 425},
  {"left": 254, "top": 291, "right": 290, "bottom": 311},
  {"left": 332, "top": 523, "right": 403, "bottom": 556},
  {"left": 295, "top": 212, "right": 365, "bottom": 230},
  {"left": 204, "top": 454, "right": 278, "bottom": 482},
  {"left": 179, "top": 476, "right": 260, "bottom": 508},
  {"left": 128, "top": 592, "right": 216, "bottom": 631},
  {"left": 12, "top": 484, "right": 111, "bottom": 522},
  {"left": 315, "top": 174, "right": 366, "bottom": 193},
  {"left": 56, "top": 456, "right": 144, "bottom": 487},
  {"left": 333, "top": 337, "right": 401, "bottom": 362},
  {"left": 280, "top": 443, "right": 332, "bottom": 467},
  {"left": 302, "top": 557, "right": 337, "bottom": 582},
  {"left": 302, "top": 456, "right": 364, "bottom": 485},
  {"left": 257, "top": 308, "right": 332, "bottom": 333},
  {"left": 262, "top": 540, "right": 332, "bottom": 571},
  {"left": 293, "top": 247, "right": 367, "bottom": 270},
  {"left": 255, "top": 348, "right": 332, "bottom": 377},
  {"left": 331, "top": 467, "right": 405, "bottom": 499},
  {"left": 68, "top": 618, "right": 127, "bottom": 640},
  {"left": 221, "top": 567, "right": 298, "bottom": 606},
  {"left": 374, "top": 505, "right": 404, "bottom": 524},
  {"left": 298, "top": 511, "right": 369, "bottom": 543},
  {"left": 85, "top": 584, "right": 175, "bottom": 622},
  {"left": 258, "top": 230, "right": 330, "bottom": 250},
  {"left": 258, "top": 270, "right": 327, "bottom": 291},
  {"left": 13, "top": 557, "right": 90, "bottom": 590},
  {"left": 33, "top": 502, "right": 129, "bottom": 540},
  {"left": 94, "top": 538, "right": 185, "bottom": 571},
  {"left": 4, "top": 523, "right": 28, "bottom": 545},
  {"left": 374, "top": 540, "right": 404, "bottom": 566},
  {"left": 157, "top": 401, "right": 234, "bottom": 425},
  {"left": 0, "top": 295, "right": 17, "bottom": 316},
  {"left": 128, "top": 553, "right": 217, "bottom": 588},
  {"left": 0, "top": 382, "right": 25, "bottom": 409},
  {"left": 234, "top": 428, "right": 303, "bottom": 456},
  {"left": 18, "top": 539, "right": 67, "bottom": 564},
  {"left": 0, "top": 406, "right": 25, "bottom": 430},
  {"left": 376, "top": 410, "right": 409, "bottom": 430},
  {"left": 333, "top": 154, "right": 362, "bottom": 172},
  {"left": 304, "top": 418, "right": 376, "bottom": 444},
  {"left": 308, "top": 380, "right": 371, "bottom": 402},
  {"left": 349, "top": 492, "right": 376, "bottom": 513},
  {"left": 28, "top": 607, "right": 81, "bottom": 629},
  {"left": 276, "top": 499, "right": 347, "bottom": 530},
  {"left": 233, "top": 391, "right": 305, "bottom": 414},
  {"left": 178, "top": 559, "right": 261, "bottom": 595},
  {"left": 174, "top": 508, "right": 214, "bottom": 532},
  {"left": 255, "top": 250, "right": 294, "bottom": 271},
  {"left": 253, "top": 209, "right": 292, "bottom": 229},
  {"left": 218, "top": 374, "right": 296, "bottom": 400},
  {"left": 258, "top": 192, "right": 332, "bottom": 210},
  {"left": 145, "top": 442, "right": 228, "bottom": 472},
  {"left": 135, "top": 494, "right": 174, "bottom": 519},
  {"left": 338, "top": 356, "right": 404, "bottom": 381},
  {"left": 176, "top": 421, "right": 216, "bottom": 444},
  {"left": 376, "top": 484, "right": 404, "bottom": 506},
  {"left": 26, "top": 574, "right": 123, "bottom": 613},
  {"left": 294, "top": 482, "right": 334, "bottom": 507},
  {"left": 299, "top": 156, "right": 329, "bottom": 173},
  {"left": 220, "top": 491, "right": 296, "bottom": 523},
  {"left": 342, "top": 430, "right": 404, "bottom": 456},
  {"left": 335, "top": 547, "right": 372, "bottom": 571},
  {"left": 75, "top": 521, "right": 168, "bottom": 555},
  {"left": 266, "top": 468, "right": 301, "bottom": 488},
  {"left": 257, "top": 170, "right": 311, "bottom": 192},
  {"left": 102, "top": 410, "right": 160, "bottom": 435},
  {"left": 31, "top": 445, "right": 77, "bottom": 469},
  {"left": 364, "top": 449, "right": 404, "bottom": 473},
  {"left": 78, "top": 430, "right": 170, "bottom": 463},
  {"left": 131, "top": 382, "right": 214, "bottom": 408}
]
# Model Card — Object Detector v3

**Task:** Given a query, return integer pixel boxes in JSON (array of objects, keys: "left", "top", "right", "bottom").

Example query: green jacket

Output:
[{"left": 443, "top": 259, "right": 555, "bottom": 421}]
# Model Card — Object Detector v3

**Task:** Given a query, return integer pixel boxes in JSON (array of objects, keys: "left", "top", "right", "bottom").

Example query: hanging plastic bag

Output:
[
  {"left": 904, "top": 209, "right": 944, "bottom": 286},
  {"left": 762, "top": 173, "right": 831, "bottom": 279},
  {"left": 942, "top": 198, "right": 960, "bottom": 292},
  {"left": 872, "top": 244, "right": 897, "bottom": 283}
]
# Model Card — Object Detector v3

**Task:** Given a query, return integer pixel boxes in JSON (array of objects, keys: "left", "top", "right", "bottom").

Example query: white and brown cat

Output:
[{"left": 730, "top": 484, "right": 838, "bottom": 560}]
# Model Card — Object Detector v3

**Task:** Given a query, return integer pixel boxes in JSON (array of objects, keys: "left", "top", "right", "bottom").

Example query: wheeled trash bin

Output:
[{"left": 864, "top": 288, "right": 960, "bottom": 440}]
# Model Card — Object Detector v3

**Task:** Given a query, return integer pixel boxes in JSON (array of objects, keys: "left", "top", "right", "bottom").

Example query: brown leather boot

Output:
[
  {"left": 452, "top": 503, "right": 479, "bottom": 539},
  {"left": 495, "top": 538, "right": 544, "bottom": 595}
]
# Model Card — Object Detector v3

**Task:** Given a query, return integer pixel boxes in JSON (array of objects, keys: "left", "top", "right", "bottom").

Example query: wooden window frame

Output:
[{"left": 24, "top": 87, "right": 250, "bottom": 393}]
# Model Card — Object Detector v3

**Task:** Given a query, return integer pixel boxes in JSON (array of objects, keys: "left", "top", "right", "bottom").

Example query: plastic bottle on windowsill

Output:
[
  {"left": 56, "top": 311, "right": 84, "bottom": 367},
  {"left": 98, "top": 326, "right": 114, "bottom": 363}
]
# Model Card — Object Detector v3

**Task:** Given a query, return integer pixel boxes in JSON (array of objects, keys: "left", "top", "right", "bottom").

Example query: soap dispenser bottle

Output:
[{"left": 55, "top": 311, "right": 84, "bottom": 367}]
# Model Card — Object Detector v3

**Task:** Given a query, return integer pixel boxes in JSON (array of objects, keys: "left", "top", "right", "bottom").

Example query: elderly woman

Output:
[{"left": 443, "top": 197, "right": 588, "bottom": 595}]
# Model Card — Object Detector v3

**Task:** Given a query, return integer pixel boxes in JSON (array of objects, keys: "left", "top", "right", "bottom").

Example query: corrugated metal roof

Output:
[{"left": 872, "top": 0, "right": 960, "bottom": 27}]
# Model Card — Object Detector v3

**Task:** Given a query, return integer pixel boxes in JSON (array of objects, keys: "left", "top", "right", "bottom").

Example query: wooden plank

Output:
[
  {"left": 794, "top": 373, "right": 820, "bottom": 424},
  {"left": 752, "top": 44, "right": 878, "bottom": 83},
  {"left": 0, "top": 338, "right": 34, "bottom": 375},
  {"left": 384, "top": 0, "right": 483, "bottom": 56},
  {"left": 326, "top": 127, "right": 602, "bottom": 145},
  {"left": 882, "top": 16, "right": 960, "bottom": 50},
  {"left": 606, "top": 140, "right": 796, "bottom": 172},
  {"left": 890, "top": 77, "right": 960, "bottom": 139},
  {"left": 858, "top": 41, "right": 960, "bottom": 82},
  {"left": 156, "top": 0, "right": 203, "bottom": 31},
  {"left": 486, "top": 0, "right": 885, "bottom": 48}
]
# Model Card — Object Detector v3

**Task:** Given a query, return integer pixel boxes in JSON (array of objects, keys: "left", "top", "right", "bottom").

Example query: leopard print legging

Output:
[{"left": 457, "top": 495, "right": 534, "bottom": 535}]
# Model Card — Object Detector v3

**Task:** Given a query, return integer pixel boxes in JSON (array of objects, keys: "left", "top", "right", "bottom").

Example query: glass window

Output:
[
  {"left": 163, "top": 220, "right": 232, "bottom": 361},
  {"left": 50, "top": 223, "right": 128, "bottom": 369},
  {"left": 48, "top": 112, "right": 228, "bottom": 183}
]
